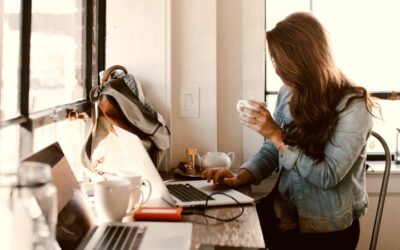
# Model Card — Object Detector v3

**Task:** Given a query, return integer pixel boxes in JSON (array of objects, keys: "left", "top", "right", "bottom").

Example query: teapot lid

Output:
[{"left": 205, "top": 151, "right": 224, "bottom": 155}]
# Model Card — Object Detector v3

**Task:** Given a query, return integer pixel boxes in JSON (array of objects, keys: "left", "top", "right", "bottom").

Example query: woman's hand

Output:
[
  {"left": 239, "top": 100, "right": 283, "bottom": 147},
  {"left": 202, "top": 168, "right": 255, "bottom": 188}
]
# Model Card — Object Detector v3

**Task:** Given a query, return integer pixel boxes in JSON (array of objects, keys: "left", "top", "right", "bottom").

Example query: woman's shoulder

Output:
[
  {"left": 336, "top": 94, "right": 372, "bottom": 131},
  {"left": 277, "top": 85, "right": 292, "bottom": 102},
  {"left": 337, "top": 93, "right": 368, "bottom": 113}
]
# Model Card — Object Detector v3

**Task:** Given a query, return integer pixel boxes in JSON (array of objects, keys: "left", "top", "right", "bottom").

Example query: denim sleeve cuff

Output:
[
  {"left": 281, "top": 146, "right": 300, "bottom": 170},
  {"left": 239, "top": 161, "right": 264, "bottom": 185}
]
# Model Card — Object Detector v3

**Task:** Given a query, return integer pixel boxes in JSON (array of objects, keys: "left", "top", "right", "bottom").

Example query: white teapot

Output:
[{"left": 196, "top": 152, "right": 235, "bottom": 169}]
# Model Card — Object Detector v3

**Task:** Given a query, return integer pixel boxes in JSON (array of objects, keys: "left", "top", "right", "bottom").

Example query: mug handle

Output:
[
  {"left": 126, "top": 187, "right": 144, "bottom": 215},
  {"left": 142, "top": 179, "right": 152, "bottom": 203}
]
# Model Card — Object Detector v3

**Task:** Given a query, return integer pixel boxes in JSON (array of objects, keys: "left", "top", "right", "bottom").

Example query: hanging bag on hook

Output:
[{"left": 81, "top": 65, "right": 170, "bottom": 178}]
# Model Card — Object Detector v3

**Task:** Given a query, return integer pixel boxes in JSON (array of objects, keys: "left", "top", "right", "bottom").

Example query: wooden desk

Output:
[
  {"left": 183, "top": 204, "right": 265, "bottom": 250},
  {"left": 160, "top": 171, "right": 266, "bottom": 250}
]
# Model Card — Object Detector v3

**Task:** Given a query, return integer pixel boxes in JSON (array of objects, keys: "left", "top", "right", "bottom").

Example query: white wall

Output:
[
  {"left": 106, "top": 0, "right": 167, "bottom": 119},
  {"left": 170, "top": 0, "right": 218, "bottom": 169},
  {"left": 106, "top": 0, "right": 169, "bottom": 169},
  {"left": 106, "top": 0, "right": 265, "bottom": 170}
]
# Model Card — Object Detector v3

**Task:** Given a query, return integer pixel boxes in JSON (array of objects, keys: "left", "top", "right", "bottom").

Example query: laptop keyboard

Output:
[
  {"left": 166, "top": 183, "right": 214, "bottom": 202},
  {"left": 94, "top": 225, "right": 146, "bottom": 250}
]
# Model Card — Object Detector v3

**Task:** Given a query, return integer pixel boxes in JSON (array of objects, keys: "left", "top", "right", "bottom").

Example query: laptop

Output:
[
  {"left": 94, "top": 125, "right": 255, "bottom": 208},
  {"left": 23, "top": 142, "right": 192, "bottom": 250}
]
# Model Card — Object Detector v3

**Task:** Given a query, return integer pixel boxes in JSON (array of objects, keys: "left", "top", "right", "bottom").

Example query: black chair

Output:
[{"left": 369, "top": 131, "right": 392, "bottom": 250}]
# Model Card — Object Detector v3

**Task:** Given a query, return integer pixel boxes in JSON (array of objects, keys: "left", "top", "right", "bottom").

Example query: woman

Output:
[{"left": 202, "top": 12, "right": 375, "bottom": 250}]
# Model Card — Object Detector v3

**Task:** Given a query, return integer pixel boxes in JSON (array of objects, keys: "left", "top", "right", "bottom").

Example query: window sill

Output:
[{"left": 366, "top": 161, "right": 400, "bottom": 175}]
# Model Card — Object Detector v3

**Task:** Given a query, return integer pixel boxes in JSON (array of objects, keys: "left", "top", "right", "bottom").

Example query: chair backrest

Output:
[{"left": 369, "top": 131, "right": 392, "bottom": 250}]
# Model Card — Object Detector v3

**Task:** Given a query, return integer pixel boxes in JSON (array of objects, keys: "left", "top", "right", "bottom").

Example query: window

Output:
[
  {"left": 0, "top": 0, "right": 106, "bottom": 174},
  {"left": 266, "top": 0, "right": 400, "bottom": 157},
  {"left": 30, "top": 0, "right": 85, "bottom": 112},
  {"left": 0, "top": 0, "right": 21, "bottom": 121}
]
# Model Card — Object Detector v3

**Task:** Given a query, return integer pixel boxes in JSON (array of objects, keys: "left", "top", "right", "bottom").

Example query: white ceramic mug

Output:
[
  {"left": 236, "top": 100, "right": 266, "bottom": 118},
  {"left": 95, "top": 180, "right": 144, "bottom": 222},
  {"left": 117, "top": 171, "right": 152, "bottom": 204}
]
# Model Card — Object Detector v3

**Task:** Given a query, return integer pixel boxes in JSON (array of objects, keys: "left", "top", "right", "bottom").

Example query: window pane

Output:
[
  {"left": 265, "top": 0, "right": 310, "bottom": 30},
  {"left": 369, "top": 100, "right": 400, "bottom": 154},
  {"left": 265, "top": 0, "right": 400, "bottom": 155},
  {"left": 0, "top": 0, "right": 21, "bottom": 120},
  {"left": 265, "top": 0, "right": 310, "bottom": 91},
  {"left": 33, "top": 119, "right": 88, "bottom": 180},
  {"left": 312, "top": 0, "right": 400, "bottom": 154},
  {"left": 313, "top": 0, "right": 400, "bottom": 92},
  {"left": 30, "top": 0, "right": 85, "bottom": 112},
  {"left": 266, "top": 94, "right": 277, "bottom": 112}
]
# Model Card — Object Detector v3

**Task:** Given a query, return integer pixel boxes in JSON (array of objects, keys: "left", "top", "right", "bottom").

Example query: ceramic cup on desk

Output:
[
  {"left": 95, "top": 179, "right": 144, "bottom": 222},
  {"left": 117, "top": 171, "right": 152, "bottom": 205}
]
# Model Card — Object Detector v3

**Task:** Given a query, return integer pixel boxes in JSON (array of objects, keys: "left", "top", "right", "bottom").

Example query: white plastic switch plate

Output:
[{"left": 180, "top": 86, "right": 200, "bottom": 118}]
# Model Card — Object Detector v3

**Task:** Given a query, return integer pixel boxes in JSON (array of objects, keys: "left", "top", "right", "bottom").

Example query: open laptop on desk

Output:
[
  {"left": 104, "top": 126, "right": 254, "bottom": 208},
  {"left": 23, "top": 142, "right": 192, "bottom": 250}
]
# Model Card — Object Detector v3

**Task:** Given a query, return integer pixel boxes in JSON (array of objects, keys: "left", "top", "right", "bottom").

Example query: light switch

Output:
[
  {"left": 185, "top": 94, "right": 193, "bottom": 110},
  {"left": 180, "top": 86, "right": 199, "bottom": 118}
]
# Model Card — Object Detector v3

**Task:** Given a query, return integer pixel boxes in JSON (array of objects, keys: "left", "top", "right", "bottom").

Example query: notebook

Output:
[
  {"left": 103, "top": 126, "right": 255, "bottom": 208},
  {"left": 22, "top": 142, "right": 192, "bottom": 250}
]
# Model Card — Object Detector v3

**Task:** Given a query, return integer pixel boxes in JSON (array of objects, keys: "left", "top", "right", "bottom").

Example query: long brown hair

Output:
[{"left": 266, "top": 12, "right": 374, "bottom": 161}]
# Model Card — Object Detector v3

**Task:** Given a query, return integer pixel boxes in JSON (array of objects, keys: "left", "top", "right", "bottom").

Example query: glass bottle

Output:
[
  {"left": 186, "top": 147, "right": 198, "bottom": 170},
  {"left": 17, "top": 161, "right": 58, "bottom": 250}
]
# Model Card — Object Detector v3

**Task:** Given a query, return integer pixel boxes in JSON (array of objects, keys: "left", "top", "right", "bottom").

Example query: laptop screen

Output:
[{"left": 23, "top": 142, "right": 95, "bottom": 250}]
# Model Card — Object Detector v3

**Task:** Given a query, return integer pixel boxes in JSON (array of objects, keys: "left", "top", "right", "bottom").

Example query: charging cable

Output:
[{"left": 182, "top": 192, "right": 244, "bottom": 222}]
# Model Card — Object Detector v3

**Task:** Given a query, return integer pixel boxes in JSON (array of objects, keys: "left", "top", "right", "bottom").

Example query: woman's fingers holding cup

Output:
[
  {"left": 246, "top": 100, "right": 266, "bottom": 111},
  {"left": 237, "top": 100, "right": 265, "bottom": 113}
]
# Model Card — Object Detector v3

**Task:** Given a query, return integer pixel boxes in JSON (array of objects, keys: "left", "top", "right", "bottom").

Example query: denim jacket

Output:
[{"left": 242, "top": 85, "right": 372, "bottom": 233}]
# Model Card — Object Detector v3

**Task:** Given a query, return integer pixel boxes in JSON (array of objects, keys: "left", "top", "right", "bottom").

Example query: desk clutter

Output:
[
  {"left": 175, "top": 147, "right": 236, "bottom": 178},
  {"left": 81, "top": 64, "right": 170, "bottom": 180},
  {"left": 133, "top": 207, "right": 183, "bottom": 221},
  {"left": 2, "top": 141, "right": 264, "bottom": 250},
  {"left": 1, "top": 61, "right": 265, "bottom": 249}
]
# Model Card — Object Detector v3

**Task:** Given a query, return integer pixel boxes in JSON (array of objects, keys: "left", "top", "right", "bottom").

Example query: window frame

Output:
[{"left": 0, "top": 0, "right": 106, "bottom": 158}]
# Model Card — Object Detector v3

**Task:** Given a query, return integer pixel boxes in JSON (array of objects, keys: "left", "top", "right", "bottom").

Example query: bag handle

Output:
[{"left": 102, "top": 65, "right": 128, "bottom": 84}]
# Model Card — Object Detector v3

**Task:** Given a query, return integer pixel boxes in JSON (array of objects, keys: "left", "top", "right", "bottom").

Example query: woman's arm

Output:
[{"left": 238, "top": 86, "right": 291, "bottom": 184}]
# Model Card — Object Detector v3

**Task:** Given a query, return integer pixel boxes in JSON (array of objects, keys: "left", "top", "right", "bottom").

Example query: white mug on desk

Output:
[
  {"left": 117, "top": 171, "right": 152, "bottom": 204},
  {"left": 95, "top": 180, "right": 144, "bottom": 222}
]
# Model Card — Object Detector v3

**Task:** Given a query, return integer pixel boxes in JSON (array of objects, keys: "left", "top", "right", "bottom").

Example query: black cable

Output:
[{"left": 182, "top": 191, "right": 245, "bottom": 222}]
